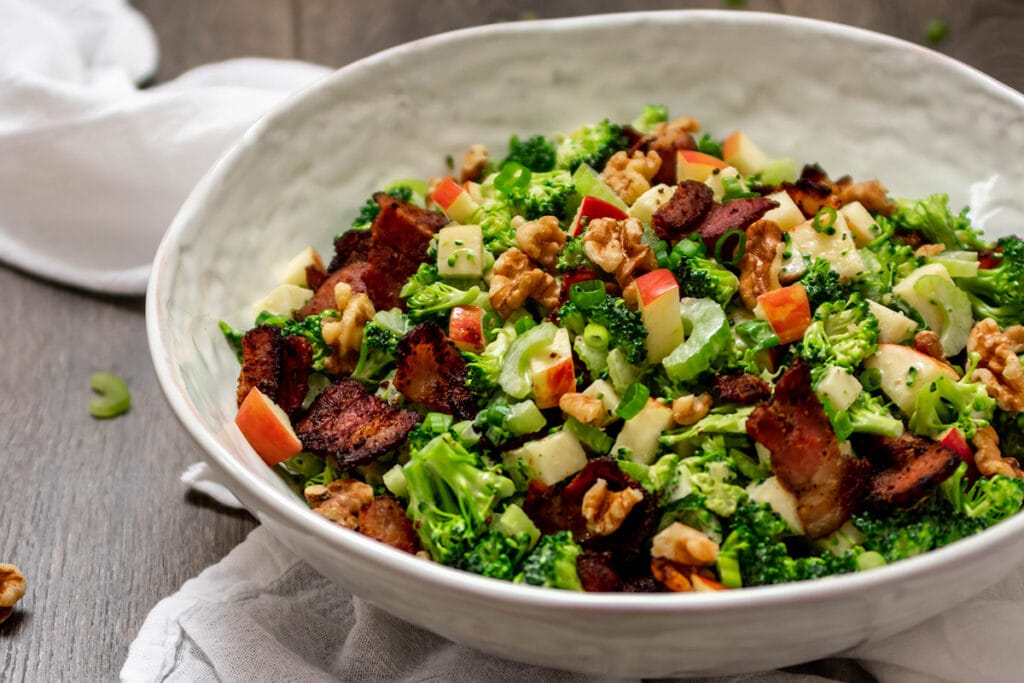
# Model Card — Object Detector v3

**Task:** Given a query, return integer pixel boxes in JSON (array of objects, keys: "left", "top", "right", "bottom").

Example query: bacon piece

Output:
[
  {"left": 360, "top": 495, "right": 420, "bottom": 554},
  {"left": 295, "top": 262, "right": 370, "bottom": 320},
  {"left": 277, "top": 336, "right": 313, "bottom": 416},
  {"left": 364, "top": 193, "right": 447, "bottom": 310},
  {"left": 854, "top": 433, "right": 961, "bottom": 510},
  {"left": 746, "top": 359, "right": 870, "bottom": 538},
  {"left": 650, "top": 180, "right": 714, "bottom": 241},
  {"left": 576, "top": 551, "right": 623, "bottom": 592},
  {"left": 237, "top": 325, "right": 283, "bottom": 406},
  {"left": 393, "top": 323, "right": 477, "bottom": 420},
  {"left": 781, "top": 165, "right": 841, "bottom": 218},
  {"left": 327, "top": 230, "right": 373, "bottom": 273},
  {"left": 693, "top": 196, "right": 777, "bottom": 258},
  {"left": 711, "top": 371, "right": 771, "bottom": 404},
  {"left": 304, "top": 264, "right": 329, "bottom": 291},
  {"left": 295, "top": 379, "right": 421, "bottom": 469}
]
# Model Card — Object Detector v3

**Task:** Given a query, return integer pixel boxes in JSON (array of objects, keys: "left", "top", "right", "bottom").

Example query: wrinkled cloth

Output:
[{"left": 0, "top": 0, "right": 330, "bottom": 294}]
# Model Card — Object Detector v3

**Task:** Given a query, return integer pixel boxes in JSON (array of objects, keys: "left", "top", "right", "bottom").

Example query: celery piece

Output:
[
  {"left": 564, "top": 417, "right": 614, "bottom": 455},
  {"left": 498, "top": 322, "right": 558, "bottom": 398},
  {"left": 662, "top": 299, "right": 730, "bottom": 382},
  {"left": 505, "top": 400, "right": 546, "bottom": 436},
  {"left": 89, "top": 371, "right": 131, "bottom": 419}
]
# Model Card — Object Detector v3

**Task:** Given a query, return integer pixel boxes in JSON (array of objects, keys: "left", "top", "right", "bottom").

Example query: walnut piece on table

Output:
[
  {"left": 0, "top": 563, "right": 26, "bottom": 624},
  {"left": 581, "top": 478, "right": 644, "bottom": 536},
  {"left": 488, "top": 247, "right": 558, "bottom": 318},
  {"left": 304, "top": 479, "right": 374, "bottom": 529},
  {"left": 968, "top": 318, "right": 1024, "bottom": 412},
  {"left": 600, "top": 150, "right": 662, "bottom": 205},
  {"left": 583, "top": 216, "right": 655, "bottom": 289},
  {"left": 515, "top": 215, "right": 566, "bottom": 270}
]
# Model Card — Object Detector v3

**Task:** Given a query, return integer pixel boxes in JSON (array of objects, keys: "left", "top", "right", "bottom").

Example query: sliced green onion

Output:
[
  {"left": 673, "top": 235, "right": 706, "bottom": 260},
  {"left": 615, "top": 382, "right": 650, "bottom": 420},
  {"left": 482, "top": 311, "right": 502, "bottom": 341},
  {"left": 714, "top": 229, "right": 746, "bottom": 266},
  {"left": 494, "top": 161, "right": 532, "bottom": 194},
  {"left": 582, "top": 323, "right": 610, "bottom": 350},
  {"left": 569, "top": 280, "right": 605, "bottom": 309},
  {"left": 422, "top": 412, "right": 454, "bottom": 434},
  {"left": 859, "top": 368, "right": 882, "bottom": 392},
  {"left": 652, "top": 239, "right": 671, "bottom": 268},
  {"left": 90, "top": 372, "right": 131, "bottom": 419},
  {"left": 812, "top": 205, "right": 838, "bottom": 235}
]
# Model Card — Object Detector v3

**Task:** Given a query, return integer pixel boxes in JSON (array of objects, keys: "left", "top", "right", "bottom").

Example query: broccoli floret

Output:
[
  {"left": 941, "top": 461, "right": 1024, "bottom": 528},
  {"left": 908, "top": 369, "right": 996, "bottom": 440},
  {"left": 402, "top": 434, "right": 515, "bottom": 565},
  {"left": 350, "top": 185, "right": 415, "bottom": 231},
  {"left": 404, "top": 282, "right": 489, "bottom": 323},
  {"left": 253, "top": 309, "right": 338, "bottom": 372},
  {"left": 855, "top": 237, "right": 923, "bottom": 300},
  {"left": 800, "top": 258, "right": 851, "bottom": 312},
  {"left": 695, "top": 133, "right": 724, "bottom": 159},
  {"left": 557, "top": 237, "right": 590, "bottom": 271},
  {"left": 658, "top": 493, "right": 724, "bottom": 544},
  {"left": 515, "top": 531, "right": 584, "bottom": 590},
  {"left": 718, "top": 501, "right": 856, "bottom": 587},
  {"left": 891, "top": 194, "right": 990, "bottom": 251},
  {"left": 554, "top": 119, "right": 630, "bottom": 173},
  {"left": 462, "top": 530, "right": 534, "bottom": 580},
  {"left": 674, "top": 256, "right": 740, "bottom": 307},
  {"left": 799, "top": 294, "right": 879, "bottom": 372},
  {"left": 350, "top": 309, "right": 410, "bottom": 384},
  {"left": 954, "top": 237, "right": 1024, "bottom": 328},
  {"left": 848, "top": 392, "right": 905, "bottom": 438},
  {"left": 476, "top": 191, "right": 517, "bottom": 254},
  {"left": 464, "top": 323, "right": 516, "bottom": 397},
  {"left": 558, "top": 297, "right": 647, "bottom": 365},
  {"left": 726, "top": 319, "right": 780, "bottom": 375},
  {"left": 503, "top": 134, "right": 557, "bottom": 172},
  {"left": 630, "top": 104, "right": 669, "bottom": 135},
  {"left": 504, "top": 170, "right": 575, "bottom": 221},
  {"left": 682, "top": 443, "right": 748, "bottom": 517}
]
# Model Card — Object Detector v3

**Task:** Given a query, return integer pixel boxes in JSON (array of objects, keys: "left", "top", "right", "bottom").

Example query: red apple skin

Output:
[
  {"left": 533, "top": 357, "right": 576, "bottom": 409},
  {"left": 757, "top": 284, "right": 812, "bottom": 345},
  {"left": 449, "top": 306, "right": 486, "bottom": 352},
  {"left": 430, "top": 177, "right": 463, "bottom": 210},
  {"left": 678, "top": 150, "right": 728, "bottom": 169},
  {"left": 235, "top": 387, "right": 304, "bottom": 466},
  {"left": 635, "top": 269, "right": 679, "bottom": 307},
  {"left": 571, "top": 195, "right": 629, "bottom": 237},
  {"left": 939, "top": 427, "right": 978, "bottom": 479}
]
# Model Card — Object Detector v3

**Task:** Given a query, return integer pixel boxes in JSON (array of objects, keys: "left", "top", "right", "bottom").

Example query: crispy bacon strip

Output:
[
  {"left": 576, "top": 550, "right": 623, "bottom": 592},
  {"left": 746, "top": 359, "right": 870, "bottom": 538},
  {"left": 854, "top": 433, "right": 961, "bottom": 510},
  {"left": 237, "top": 325, "right": 283, "bottom": 406},
  {"left": 393, "top": 323, "right": 477, "bottom": 421},
  {"left": 364, "top": 193, "right": 447, "bottom": 310},
  {"left": 327, "top": 229, "right": 373, "bottom": 273},
  {"left": 277, "top": 335, "right": 313, "bottom": 416},
  {"left": 650, "top": 180, "right": 714, "bottom": 241},
  {"left": 629, "top": 124, "right": 696, "bottom": 185},
  {"left": 295, "top": 262, "right": 369, "bottom": 320},
  {"left": 295, "top": 379, "right": 421, "bottom": 469},
  {"left": 360, "top": 496, "right": 420, "bottom": 554},
  {"left": 711, "top": 371, "right": 771, "bottom": 405},
  {"left": 693, "top": 196, "right": 777, "bottom": 258}
]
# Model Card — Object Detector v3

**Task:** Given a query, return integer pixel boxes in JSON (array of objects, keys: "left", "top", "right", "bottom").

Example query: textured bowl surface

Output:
[{"left": 148, "top": 11, "right": 1024, "bottom": 677}]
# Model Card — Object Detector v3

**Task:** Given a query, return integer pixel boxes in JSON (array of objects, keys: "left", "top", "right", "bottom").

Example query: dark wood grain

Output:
[{"left": 3, "top": 1, "right": 1024, "bottom": 679}]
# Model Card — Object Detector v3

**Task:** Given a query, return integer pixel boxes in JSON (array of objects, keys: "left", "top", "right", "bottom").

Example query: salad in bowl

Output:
[{"left": 222, "top": 106, "right": 1024, "bottom": 594}]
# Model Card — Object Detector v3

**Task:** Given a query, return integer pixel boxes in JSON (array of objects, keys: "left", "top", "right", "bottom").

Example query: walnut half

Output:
[
  {"left": 968, "top": 318, "right": 1024, "bottom": 412},
  {"left": 582, "top": 217, "right": 656, "bottom": 289},
  {"left": 0, "top": 563, "right": 26, "bottom": 624},
  {"left": 651, "top": 522, "right": 719, "bottom": 566},
  {"left": 581, "top": 478, "right": 644, "bottom": 536},
  {"left": 488, "top": 248, "right": 559, "bottom": 318},
  {"left": 972, "top": 426, "right": 1024, "bottom": 479},
  {"left": 304, "top": 478, "right": 374, "bottom": 529}
]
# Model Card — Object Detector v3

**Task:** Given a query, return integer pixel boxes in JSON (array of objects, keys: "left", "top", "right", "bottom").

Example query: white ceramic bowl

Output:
[{"left": 148, "top": 11, "right": 1024, "bottom": 677}]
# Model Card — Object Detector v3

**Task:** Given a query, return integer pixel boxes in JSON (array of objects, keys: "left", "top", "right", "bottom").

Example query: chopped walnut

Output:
[
  {"left": 600, "top": 150, "right": 662, "bottom": 205},
  {"left": 690, "top": 570, "right": 728, "bottom": 592},
  {"left": 968, "top": 318, "right": 1024, "bottom": 412},
  {"left": 581, "top": 478, "right": 644, "bottom": 536},
  {"left": 651, "top": 522, "right": 719, "bottom": 566},
  {"left": 559, "top": 392, "right": 606, "bottom": 426},
  {"left": 583, "top": 217, "right": 656, "bottom": 288},
  {"left": 737, "top": 219, "right": 784, "bottom": 310},
  {"left": 838, "top": 178, "right": 897, "bottom": 216},
  {"left": 516, "top": 215, "right": 567, "bottom": 270},
  {"left": 488, "top": 248, "right": 559, "bottom": 318},
  {"left": 304, "top": 478, "right": 374, "bottom": 529},
  {"left": 460, "top": 143, "right": 488, "bottom": 184},
  {"left": 621, "top": 281, "right": 639, "bottom": 309},
  {"left": 672, "top": 393, "right": 713, "bottom": 426},
  {"left": 322, "top": 292, "right": 375, "bottom": 374},
  {"left": 0, "top": 564, "right": 26, "bottom": 624},
  {"left": 650, "top": 557, "right": 694, "bottom": 592},
  {"left": 333, "top": 281, "right": 354, "bottom": 312},
  {"left": 914, "top": 330, "right": 947, "bottom": 362},
  {"left": 914, "top": 244, "right": 946, "bottom": 259},
  {"left": 973, "top": 426, "right": 1024, "bottom": 479}
]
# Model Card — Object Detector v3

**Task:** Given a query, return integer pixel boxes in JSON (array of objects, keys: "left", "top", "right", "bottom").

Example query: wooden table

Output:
[{"left": 3, "top": 2, "right": 1022, "bottom": 679}]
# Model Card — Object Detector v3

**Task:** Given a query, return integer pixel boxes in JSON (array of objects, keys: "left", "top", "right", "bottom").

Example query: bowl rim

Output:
[{"left": 148, "top": 8, "right": 1024, "bottom": 615}]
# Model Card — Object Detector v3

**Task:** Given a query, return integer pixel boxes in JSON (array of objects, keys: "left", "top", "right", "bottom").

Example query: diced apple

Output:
[
  {"left": 628, "top": 184, "right": 674, "bottom": 225},
  {"left": 612, "top": 398, "right": 674, "bottom": 465},
  {"left": 755, "top": 284, "right": 812, "bottom": 345},
  {"left": 635, "top": 269, "right": 685, "bottom": 363},
  {"left": 234, "top": 387, "right": 303, "bottom": 466},
  {"left": 867, "top": 299, "right": 919, "bottom": 344},
  {"left": 504, "top": 430, "right": 587, "bottom": 486},
  {"left": 436, "top": 224, "right": 484, "bottom": 278},
  {"left": 761, "top": 190, "right": 805, "bottom": 231},
  {"left": 747, "top": 476, "right": 804, "bottom": 535},
  {"left": 530, "top": 327, "right": 575, "bottom": 409},
  {"left": 277, "top": 246, "right": 324, "bottom": 287},
  {"left": 788, "top": 213, "right": 865, "bottom": 280},
  {"left": 704, "top": 166, "right": 741, "bottom": 202},
  {"left": 722, "top": 130, "right": 769, "bottom": 177},
  {"left": 676, "top": 149, "right": 728, "bottom": 183},
  {"left": 815, "top": 366, "right": 863, "bottom": 411},
  {"left": 430, "top": 177, "right": 480, "bottom": 223},
  {"left": 582, "top": 379, "right": 621, "bottom": 426},
  {"left": 839, "top": 201, "right": 881, "bottom": 247},
  {"left": 939, "top": 426, "right": 977, "bottom": 475},
  {"left": 448, "top": 306, "right": 485, "bottom": 352},
  {"left": 571, "top": 194, "right": 629, "bottom": 237},
  {"left": 250, "top": 283, "right": 313, "bottom": 318},
  {"left": 862, "top": 343, "right": 959, "bottom": 415}
]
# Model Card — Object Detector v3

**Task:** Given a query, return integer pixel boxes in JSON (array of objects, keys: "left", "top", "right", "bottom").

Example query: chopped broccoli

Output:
[
  {"left": 799, "top": 294, "right": 879, "bottom": 373},
  {"left": 462, "top": 530, "right": 534, "bottom": 580},
  {"left": 475, "top": 190, "right": 517, "bottom": 254},
  {"left": 504, "top": 169, "right": 576, "bottom": 221},
  {"left": 503, "top": 134, "right": 557, "bottom": 172},
  {"left": 726, "top": 319, "right": 780, "bottom": 375},
  {"left": 350, "top": 185, "right": 415, "bottom": 231},
  {"left": 464, "top": 323, "right": 516, "bottom": 397},
  {"left": 855, "top": 237, "right": 923, "bottom": 300},
  {"left": 350, "top": 309, "right": 410, "bottom": 384},
  {"left": 695, "top": 133, "right": 724, "bottom": 159},
  {"left": 800, "top": 258, "right": 851, "bottom": 312},
  {"left": 630, "top": 104, "right": 669, "bottom": 135},
  {"left": 554, "top": 119, "right": 630, "bottom": 173},
  {"left": 909, "top": 371, "right": 996, "bottom": 440},
  {"left": 940, "top": 461, "right": 1024, "bottom": 528},
  {"left": 557, "top": 237, "right": 590, "bottom": 271},
  {"left": 683, "top": 449, "right": 747, "bottom": 517},
  {"left": 254, "top": 309, "right": 339, "bottom": 372},
  {"left": 404, "top": 282, "right": 489, "bottom": 323},
  {"left": 674, "top": 255, "right": 740, "bottom": 307},
  {"left": 954, "top": 237, "right": 1024, "bottom": 328},
  {"left": 891, "top": 194, "right": 989, "bottom": 251},
  {"left": 218, "top": 320, "right": 245, "bottom": 362},
  {"left": 848, "top": 392, "right": 905, "bottom": 438},
  {"left": 558, "top": 296, "right": 647, "bottom": 365},
  {"left": 515, "top": 531, "right": 584, "bottom": 590},
  {"left": 659, "top": 493, "right": 724, "bottom": 544},
  {"left": 402, "top": 434, "right": 515, "bottom": 565}
]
